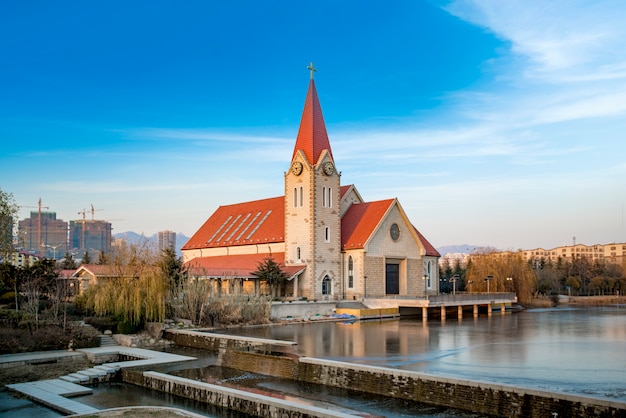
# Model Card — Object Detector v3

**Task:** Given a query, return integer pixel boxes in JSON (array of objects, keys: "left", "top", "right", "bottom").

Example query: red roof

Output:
[
  {"left": 184, "top": 252, "right": 305, "bottom": 279},
  {"left": 182, "top": 196, "right": 284, "bottom": 250},
  {"left": 292, "top": 80, "right": 333, "bottom": 165},
  {"left": 341, "top": 199, "right": 441, "bottom": 256},
  {"left": 341, "top": 199, "right": 395, "bottom": 249},
  {"left": 413, "top": 226, "right": 441, "bottom": 257},
  {"left": 340, "top": 184, "right": 352, "bottom": 198}
]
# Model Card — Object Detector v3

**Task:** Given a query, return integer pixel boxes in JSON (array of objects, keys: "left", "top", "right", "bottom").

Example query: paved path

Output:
[
  {"left": 3, "top": 345, "right": 196, "bottom": 415},
  {"left": 0, "top": 348, "right": 84, "bottom": 366},
  {"left": 7, "top": 379, "right": 99, "bottom": 415}
]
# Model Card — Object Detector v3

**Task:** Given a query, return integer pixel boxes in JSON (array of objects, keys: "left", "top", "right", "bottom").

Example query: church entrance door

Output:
[{"left": 385, "top": 263, "right": 399, "bottom": 295}]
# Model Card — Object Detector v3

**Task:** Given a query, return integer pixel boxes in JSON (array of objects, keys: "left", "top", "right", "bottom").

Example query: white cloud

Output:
[{"left": 445, "top": 0, "right": 626, "bottom": 83}]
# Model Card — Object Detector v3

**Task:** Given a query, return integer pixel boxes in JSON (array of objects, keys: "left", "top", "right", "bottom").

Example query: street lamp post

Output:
[
  {"left": 451, "top": 274, "right": 459, "bottom": 295},
  {"left": 43, "top": 243, "right": 64, "bottom": 260},
  {"left": 467, "top": 280, "right": 473, "bottom": 293},
  {"left": 506, "top": 277, "right": 513, "bottom": 292},
  {"left": 485, "top": 275, "right": 493, "bottom": 293}
]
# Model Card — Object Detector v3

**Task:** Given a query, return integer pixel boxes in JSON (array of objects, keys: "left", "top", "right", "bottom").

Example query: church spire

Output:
[{"left": 292, "top": 64, "right": 333, "bottom": 165}]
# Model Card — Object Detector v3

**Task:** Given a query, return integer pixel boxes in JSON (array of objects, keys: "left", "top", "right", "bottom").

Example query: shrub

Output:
[
  {"left": 0, "top": 322, "right": 100, "bottom": 354},
  {"left": 84, "top": 316, "right": 118, "bottom": 333},
  {"left": 116, "top": 319, "right": 142, "bottom": 334}
]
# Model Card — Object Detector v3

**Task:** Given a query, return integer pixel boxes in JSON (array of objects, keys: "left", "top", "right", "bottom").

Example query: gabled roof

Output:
[
  {"left": 182, "top": 196, "right": 284, "bottom": 250},
  {"left": 340, "top": 185, "right": 352, "bottom": 199},
  {"left": 341, "top": 199, "right": 395, "bottom": 249},
  {"left": 185, "top": 252, "right": 305, "bottom": 279},
  {"left": 72, "top": 264, "right": 142, "bottom": 278},
  {"left": 340, "top": 199, "right": 441, "bottom": 257},
  {"left": 58, "top": 269, "right": 77, "bottom": 278},
  {"left": 413, "top": 226, "right": 441, "bottom": 257},
  {"left": 291, "top": 80, "right": 333, "bottom": 165}
]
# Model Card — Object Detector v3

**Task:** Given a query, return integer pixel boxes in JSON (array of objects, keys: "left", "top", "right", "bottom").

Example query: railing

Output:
[
  {"left": 429, "top": 292, "right": 516, "bottom": 304},
  {"left": 364, "top": 292, "right": 517, "bottom": 306}
]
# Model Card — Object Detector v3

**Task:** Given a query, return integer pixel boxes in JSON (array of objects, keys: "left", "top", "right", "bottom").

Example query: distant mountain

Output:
[
  {"left": 437, "top": 244, "right": 493, "bottom": 256},
  {"left": 113, "top": 231, "right": 190, "bottom": 256}
]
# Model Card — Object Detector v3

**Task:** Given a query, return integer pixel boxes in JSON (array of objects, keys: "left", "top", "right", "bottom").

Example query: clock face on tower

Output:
[
  {"left": 291, "top": 161, "right": 303, "bottom": 176},
  {"left": 323, "top": 161, "right": 334, "bottom": 176}
]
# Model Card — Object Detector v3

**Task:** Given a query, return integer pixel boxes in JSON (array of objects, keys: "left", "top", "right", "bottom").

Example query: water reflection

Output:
[{"left": 215, "top": 306, "right": 626, "bottom": 400}]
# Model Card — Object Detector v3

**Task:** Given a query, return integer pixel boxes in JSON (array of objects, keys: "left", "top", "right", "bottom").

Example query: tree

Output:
[
  {"left": 466, "top": 250, "right": 536, "bottom": 303},
  {"left": 82, "top": 241, "right": 167, "bottom": 327},
  {"left": 0, "top": 187, "right": 18, "bottom": 260},
  {"left": 159, "top": 247, "right": 185, "bottom": 288},
  {"left": 60, "top": 251, "right": 77, "bottom": 270},
  {"left": 82, "top": 251, "right": 91, "bottom": 264},
  {"left": 97, "top": 251, "right": 109, "bottom": 265},
  {"left": 21, "top": 259, "right": 58, "bottom": 328},
  {"left": 0, "top": 262, "right": 18, "bottom": 310},
  {"left": 252, "top": 256, "right": 288, "bottom": 298}
]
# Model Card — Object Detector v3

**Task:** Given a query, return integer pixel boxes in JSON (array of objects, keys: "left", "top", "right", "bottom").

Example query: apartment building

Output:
[{"left": 517, "top": 242, "right": 626, "bottom": 264}]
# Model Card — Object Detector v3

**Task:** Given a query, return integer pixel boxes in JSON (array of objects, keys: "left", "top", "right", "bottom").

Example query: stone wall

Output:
[
  {"left": 130, "top": 370, "right": 356, "bottom": 418},
  {"left": 217, "top": 349, "right": 626, "bottom": 418},
  {"left": 269, "top": 300, "right": 336, "bottom": 319},
  {"left": 163, "top": 329, "right": 297, "bottom": 352}
]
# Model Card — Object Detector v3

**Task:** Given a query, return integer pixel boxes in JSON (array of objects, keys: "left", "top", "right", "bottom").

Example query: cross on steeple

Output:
[{"left": 307, "top": 62, "right": 317, "bottom": 80}]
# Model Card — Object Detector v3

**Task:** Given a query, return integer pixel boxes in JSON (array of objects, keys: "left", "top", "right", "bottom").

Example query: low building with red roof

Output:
[{"left": 182, "top": 68, "right": 439, "bottom": 300}]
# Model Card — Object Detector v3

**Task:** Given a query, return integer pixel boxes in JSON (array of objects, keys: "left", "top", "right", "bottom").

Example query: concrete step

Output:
[
  {"left": 64, "top": 372, "right": 90, "bottom": 383},
  {"left": 99, "top": 334, "right": 118, "bottom": 346},
  {"left": 94, "top": 364, "right": 119, "bottom": 374},
  {"left": 7, "top": 379, "right": 99, "bottom": 415},
  {"left": 59, "top": 375, "right": 80, "bottom": 384}
]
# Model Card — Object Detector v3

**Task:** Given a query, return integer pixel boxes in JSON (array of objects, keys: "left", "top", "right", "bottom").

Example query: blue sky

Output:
[{"left": 2, "top": 0, "right": 625, "bottom": 251}]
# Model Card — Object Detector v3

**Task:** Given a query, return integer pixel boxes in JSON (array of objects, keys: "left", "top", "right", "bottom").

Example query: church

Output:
[{"left": 181, "top": 67, "right": 440, "bottom": 301}]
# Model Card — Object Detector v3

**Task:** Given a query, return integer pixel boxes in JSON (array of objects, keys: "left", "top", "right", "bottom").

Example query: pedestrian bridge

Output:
[{"left": 338, "top": 293, "right": 518, "bottom": 321}]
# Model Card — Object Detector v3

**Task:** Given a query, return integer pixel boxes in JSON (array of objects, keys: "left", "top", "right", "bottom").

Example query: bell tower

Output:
[{"left": 285, "top": 63, "right": 341, "bottom": 300}]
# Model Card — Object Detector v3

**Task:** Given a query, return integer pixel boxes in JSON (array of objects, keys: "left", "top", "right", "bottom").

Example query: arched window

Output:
[
  {"left": 324, "top": 226, "right": 330, "bottom": 242},
  {"left": 299, "top": 186, "right": 303, "bottom": 207},
  {"left": 427, "top": 261, "right": 432, "bottom": 288},
  {"left": 296, "top": 247, "right": 301, "bottom": 261},
  {"left": 322, "top": 275, "right": 331, "bottom": 295},
  {"left": 327, "top": 187, "right": 332, "bottom": 208},
  {"left": 348, "top": 256, "right": 354, "bottom": 288},
  {"left": 293, "top": 188, "right": 298, "bottom": 207},
  {"left": 322, "top": 186, "right": 326, "bottom": 207}
]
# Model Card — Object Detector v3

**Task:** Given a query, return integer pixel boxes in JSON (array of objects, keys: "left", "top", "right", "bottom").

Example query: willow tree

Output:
[
  {"left": 466, "top": 250, "right": 536, "bottom": 303},
  {"left": 82, "top": 241, "right": 169, "bottom": 327}
]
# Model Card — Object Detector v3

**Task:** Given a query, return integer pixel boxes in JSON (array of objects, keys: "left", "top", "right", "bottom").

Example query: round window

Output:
[{"left": 390, "top": 223, "right": 400, "bottom": 241}]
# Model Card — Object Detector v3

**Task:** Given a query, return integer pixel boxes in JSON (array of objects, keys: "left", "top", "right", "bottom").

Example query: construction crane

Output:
[
  {"left": 78, "top": 205, "right": 112, "bottom": 252},
  {"left": 19, "top": 198, "right": 49, "bottom": 256},
  {"left": 78, "top": 208, "right": 88, "bottom": 251},
  {"left": 90, "top": 204, "right": 103, "bottom": 220}
]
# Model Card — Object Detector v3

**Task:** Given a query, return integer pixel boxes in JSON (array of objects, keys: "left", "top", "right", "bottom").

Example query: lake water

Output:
[
  {"left": 2, "top": 305, "right": 624, "bottom": 417},
  {"left": 216, "top": 305, "right": 626, "bottom": 401}
]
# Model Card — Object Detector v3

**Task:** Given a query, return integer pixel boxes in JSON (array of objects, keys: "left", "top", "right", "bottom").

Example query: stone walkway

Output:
[
  {"left": 4, "top": 345, "right": 196, "bottom": 415},
  {"left": 6, "top": 379, "right": 99, "bottom": 415}
]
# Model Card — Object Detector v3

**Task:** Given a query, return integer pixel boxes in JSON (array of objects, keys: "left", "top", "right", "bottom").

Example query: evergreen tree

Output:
[
  {"left": 159, "top": 247, "right": 185, "bottom": 287},
  {"left": 97, "top": 251, "right": 109, "bottom": 265},
  {"left": 60, "top": 251, "right": 77, "bottom": 270},
  {"left": 0, "top": 188, "right": 18, "bottom": 260},
  {"left": 82, "top": 251, "right": 91, "bottom": 264},
  {"left": 252, "top": 256, "right": 288, "bottom": 298}
]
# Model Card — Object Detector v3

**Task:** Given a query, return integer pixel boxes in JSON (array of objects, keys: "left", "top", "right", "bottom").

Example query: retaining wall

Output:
[
  {"left": 218, "top": 349, "right": 626, "bottom": 418},
  {"left": 270, "top": 301, "right": 336, "bottom": 319},
  {"left": 123, "top": 369, "right": 360, "bottom": 418},
  {"left": 163, "top": 329, "right": 297, "bottom": 352}
]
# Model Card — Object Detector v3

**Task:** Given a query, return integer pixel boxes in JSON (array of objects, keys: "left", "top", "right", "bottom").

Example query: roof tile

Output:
[
  {"left": 182, "top": 196, "right": 284, "bottom": 250},
  {"left": 291, "top": 80, "right": 333, "bottom": 165}
]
